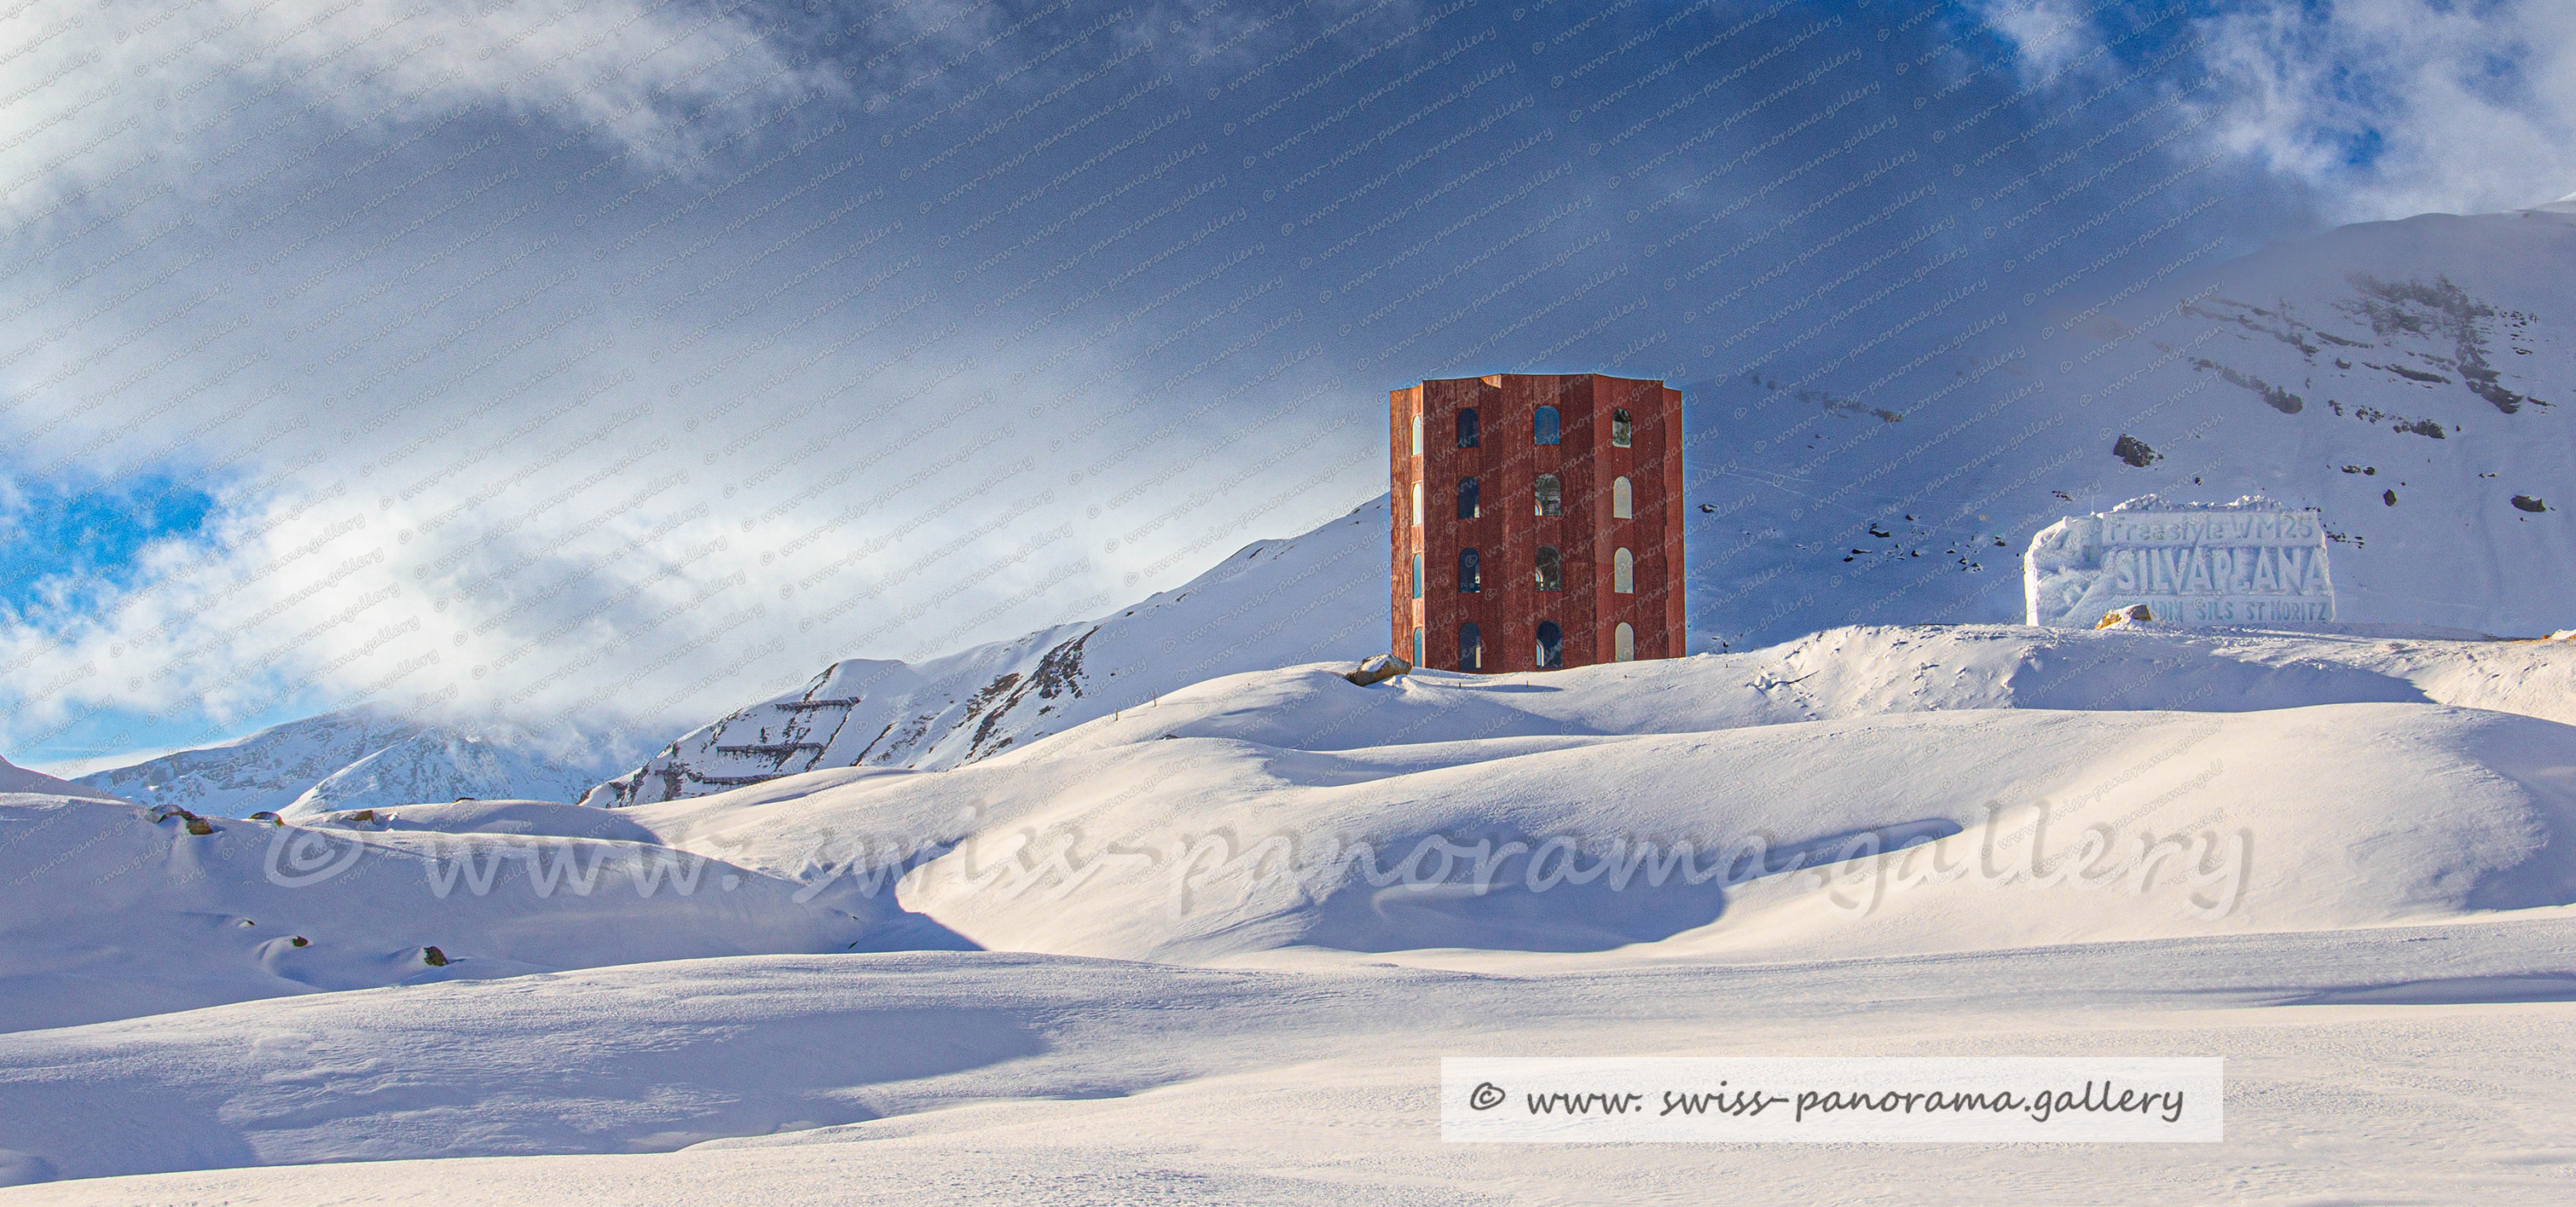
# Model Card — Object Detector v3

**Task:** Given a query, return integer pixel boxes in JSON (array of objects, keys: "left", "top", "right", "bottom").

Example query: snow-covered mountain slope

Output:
[
  {"left": 279, "top": 731, "right": 604, "bottom": 820},
  {"left": 0, "top": 794, "right": 967, "bottom": 1033},
  {"left": 1687, "top": 206, "right": 2576, "bottom": 648},
  {"left": 590, "top": 208, "right": 2573, "bottom": 811},
  {"left": 609, "top": 625, "right": 2576, "bottom": 963},
  {"left": 71, "top": 708, "right": 426, "bottom": 816},
  {"left": 580, "top": 499, "right": 1391, "bottom": 805},
  {"left": 71, "top": 708, "right": 606, "bottom": 818}
]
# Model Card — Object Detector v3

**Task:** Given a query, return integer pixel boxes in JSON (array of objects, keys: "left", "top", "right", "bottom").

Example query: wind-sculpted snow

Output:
[
  {"left": 0, "top": 795, "right": 967, "bottom": 1033},
  {"left": 10, "top": 623, "right": 2566, "bottom": 1039},
  {"left": 613, "top": 626, "right": 2576, "bottom": 962},
  {"left": 3, "top": 625, "right": 2576, "bottom": 1194},
  {"left": 7, "top": 923, "right": 2576, "bottom": 1195},
  {"left": 0, "top": 955, "right": 1091, "bottom": 1184}
]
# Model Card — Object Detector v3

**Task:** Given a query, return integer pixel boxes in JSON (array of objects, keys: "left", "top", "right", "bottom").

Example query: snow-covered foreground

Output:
[
  {"left": 0, "top": 789, "right": 970, "bottom": 1032},
  {"left": 5, "top": 920, "right": 2576, "bottom": 1202},
  {"left": 3, "top": 624, "right": 2573, "bottom": 1198}
]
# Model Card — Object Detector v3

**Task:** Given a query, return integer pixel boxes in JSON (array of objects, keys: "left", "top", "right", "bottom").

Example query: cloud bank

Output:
[{"left": 2188, "top": 0, "right": 2576, "bottom": 220}]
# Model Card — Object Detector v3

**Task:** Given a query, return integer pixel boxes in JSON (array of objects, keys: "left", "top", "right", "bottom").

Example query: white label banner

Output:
[{"left": 1441, "top": 1056, "right": 2224, "bottom": 1143}]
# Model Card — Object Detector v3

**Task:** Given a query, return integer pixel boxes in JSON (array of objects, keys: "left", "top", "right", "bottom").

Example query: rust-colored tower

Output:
[{"left": 1389, "top": 373, "right": 1686, "bottom": 673}]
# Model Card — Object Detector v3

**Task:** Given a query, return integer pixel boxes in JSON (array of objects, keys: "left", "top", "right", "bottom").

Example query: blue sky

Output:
[
  {"left": 0, "top": 472, "right": 217, "bottom": 621},
  {"left": 1, "top": 0, "right": 2570, "bottom": 771},
  {"left": 0, "top": 469, "right": 254, "bottom": 770}
]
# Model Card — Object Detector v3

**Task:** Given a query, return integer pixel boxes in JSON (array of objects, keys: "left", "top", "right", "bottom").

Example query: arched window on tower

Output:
[
  {"left": 1411, "top": 413, "right": 1423, "bottom": 456},
  {"left": 1613, "top": 546, "right": 1635, "bottom": 594},
  {"left": 1458, "top": 547, "right": 1480, "bottom": 593},
  {"left": 1614, "top": 622, "right": 1635, "bottom": 662},
  {"left": 1411, "top": 480, "right": 1423, "bottom": 526},
  {"left": 1411, "top": 552, "right": 1423, "bottom": 600},
  {"left": 1533, "top": 474, "right": 1562, "bottom": 517},
  {"left": 1458, "top": 622, "right": 1482, "bottom": 672},
  {"left": 1533, "top": 406, "right": 1560, "bottom": 445},
  {"left": 1456, "top": 408, "right": 1479, "bottom": 448},
  {"left": 1536, "top": 621, "right": 1564, "bottom": 669},
  {"left": 1611, "top": 408, "right": 1634, "bottom": 448},
  {"left": 1457, "top": 476, "right": 1479, "bottom": 519},
  {"left": 1612, "top": 476, "right": 1633, "bottom": 519},
  {"left": 1535, "top": 546, "right": 1562, "bottom": 592}
]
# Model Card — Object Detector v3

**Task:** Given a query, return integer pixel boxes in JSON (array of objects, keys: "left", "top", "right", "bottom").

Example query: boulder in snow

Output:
[{"left": 1344, "top": 654, "right": 1412, "bottom": 686}]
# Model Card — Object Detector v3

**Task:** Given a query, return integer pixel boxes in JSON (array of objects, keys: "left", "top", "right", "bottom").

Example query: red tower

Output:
[{"left": 1389, "top": 373, "right": 1687, "bottom": 673}]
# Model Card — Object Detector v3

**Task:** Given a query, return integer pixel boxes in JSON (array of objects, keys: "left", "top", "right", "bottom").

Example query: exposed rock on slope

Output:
[{"left": 1687, "top": 206, "right": 2575, "bottom": 648}]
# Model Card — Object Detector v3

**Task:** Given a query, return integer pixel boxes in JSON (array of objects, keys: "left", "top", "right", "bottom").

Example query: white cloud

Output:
[
  {"left": 0, "top": 459, "right": 761, "bottom": 748},
  {"left": 0, "top": 0, "right": 1383, "bottom": 759},
  {"left": 2191, "top": 0, "right": 2576, "bottom": 221},
  {"left": 0, "top": 0, "right": 838, "bottom": 220},
  {"left": 0, "top": 0, "right": 1150, "bottom": 751},
  {"left": 1970, "top": 0, "right": 2109, "bottom": 80}
]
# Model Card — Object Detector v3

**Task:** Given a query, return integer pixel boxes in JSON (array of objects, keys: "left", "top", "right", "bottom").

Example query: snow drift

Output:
[
  {"left": 0, "top": 624, "right": 2570, "bottom": 1189},
  {"left": 0, "top": 795, "right": 966, "bottom": 1033},
  {"left": 20, "top": 623, "right": 2565, "bottom": 1035},
  {"left": 612, "top": 625, "right": 2576, "bottom": 962}
]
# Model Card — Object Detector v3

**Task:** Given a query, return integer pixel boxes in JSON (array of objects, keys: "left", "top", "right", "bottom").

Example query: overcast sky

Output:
[{"left": 3, "top": 0, "right": 2571, "bottom": 771}]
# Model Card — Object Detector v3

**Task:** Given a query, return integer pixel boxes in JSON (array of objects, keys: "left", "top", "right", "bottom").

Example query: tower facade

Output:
[{"left": 1389, "top": 373, "right": 1686, "bottom": 673}]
